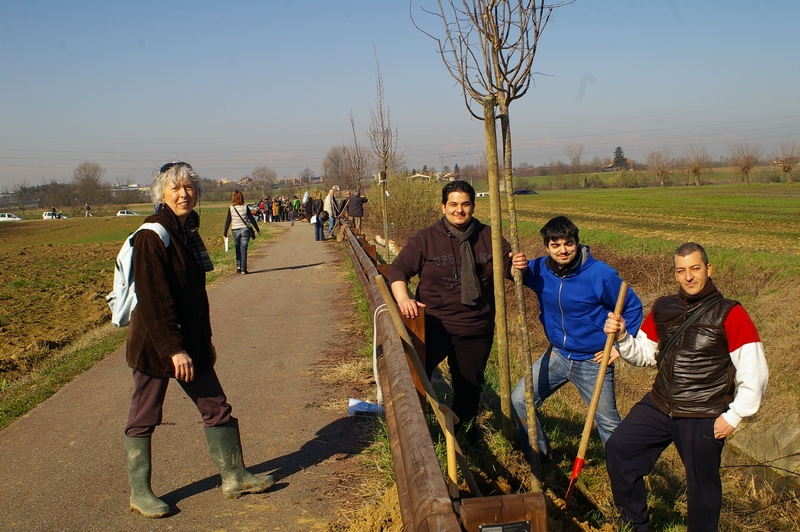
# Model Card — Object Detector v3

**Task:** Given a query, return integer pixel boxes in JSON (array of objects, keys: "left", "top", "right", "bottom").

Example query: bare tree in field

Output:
[
  {"left": 12, "top": 182, "right": 33, "bottom": 217},
  {"left": 323, "top": 146, "right": 348, "bottom": 185},
  {"left": 564, "top": 142, "right": 585, "bottom": 172},
  {"left": 368, "top": 56, "right": 404, "bottom": 178},
  {"left": 727, "top": 142, "right": 764, "bottom": 185},
  {"left": 646, "top": 148, "right": 672, "bottom": 187},
  {"left": 412, "top": 1, "right": 570, "bottom": 178},
  {"left": 72, "top": 161, "right": 106, "bottom": 206},
  {"left": 345, "top": 113, "right": 371, "bottom": 191},
  {"left": 252, "top": 165, "right": 277, "bottom": 191},
  {"left": 773, "top": 140, "right": 800, "bottom": 182},
  {"left": 299, "top": 167, "right": 314, "bottom": 182},
  {"left": 684, "top": 145, "right": 710, "bottom": 186},
  {"left": 412, "top": 0, "right": 571, "bottom": 489},
  {"left": 368, "top": 54, "right": 404, "bottom": 251}
]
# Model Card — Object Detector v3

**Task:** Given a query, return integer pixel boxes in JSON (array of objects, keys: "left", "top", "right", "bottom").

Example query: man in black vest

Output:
[{"left": 603, "top": 242, "right": 768, "bottom": 532}]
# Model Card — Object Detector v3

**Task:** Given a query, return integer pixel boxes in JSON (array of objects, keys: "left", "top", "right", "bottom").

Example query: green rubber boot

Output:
[
  {"left": 204, "top": 420, "right": 275, "bottom": 498},
  {"left": 124, "top": 435, "right": 170, "bottom": 518}
]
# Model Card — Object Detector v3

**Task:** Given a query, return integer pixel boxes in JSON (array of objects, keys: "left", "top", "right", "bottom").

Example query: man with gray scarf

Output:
[{"left": 389, "top": 181, "right": 514, "bottom": 442}]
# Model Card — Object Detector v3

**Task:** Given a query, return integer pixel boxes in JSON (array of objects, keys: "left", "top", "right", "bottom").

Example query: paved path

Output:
[{"left": 0, "top": 222, "right": 370, "bottom": 531}]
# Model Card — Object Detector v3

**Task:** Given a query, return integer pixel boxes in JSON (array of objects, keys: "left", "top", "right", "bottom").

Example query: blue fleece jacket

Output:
[{"left": 523, "top": 245, "right": 643, "bottom": 360}]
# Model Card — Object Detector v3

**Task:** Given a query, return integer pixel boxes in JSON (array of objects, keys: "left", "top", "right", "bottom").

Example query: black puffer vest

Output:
[{"left": 649, "top": 295, "right": 738, "bottom": 418}]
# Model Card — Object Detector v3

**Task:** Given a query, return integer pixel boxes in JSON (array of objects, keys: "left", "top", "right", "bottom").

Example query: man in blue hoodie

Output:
[{"left": 510, "top": 216, "right": 643, "bottom": 457}]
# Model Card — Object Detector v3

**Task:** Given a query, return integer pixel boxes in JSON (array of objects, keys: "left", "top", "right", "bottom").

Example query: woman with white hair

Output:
[{"left": 123, "top": 162, "right": 273, "bottom": 518}]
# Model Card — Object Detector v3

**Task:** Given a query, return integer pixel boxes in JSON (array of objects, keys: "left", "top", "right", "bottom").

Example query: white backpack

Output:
[{"left": 107, "top": 223, "right": 170, "bottom": 327}]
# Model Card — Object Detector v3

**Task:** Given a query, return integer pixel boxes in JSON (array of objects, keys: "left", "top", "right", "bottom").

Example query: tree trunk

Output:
[
  {"left": 380, "top": 170, "right": 389, "bottom": 258},
  {"left": 499, "top": 103, "right": 542, "bottom": 491},
  {"left": 483, "top": 97, "right": 512, "bottom": 443}
]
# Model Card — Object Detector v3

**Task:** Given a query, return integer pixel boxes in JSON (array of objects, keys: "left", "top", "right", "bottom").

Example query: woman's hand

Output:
[{"left": 171, "top": 351, "right": 194, "bottom": 382}]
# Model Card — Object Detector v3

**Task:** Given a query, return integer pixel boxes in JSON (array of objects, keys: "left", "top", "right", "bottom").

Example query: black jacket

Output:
[{"left": 649, "top": 294, "right": 738, "bottom": 418}]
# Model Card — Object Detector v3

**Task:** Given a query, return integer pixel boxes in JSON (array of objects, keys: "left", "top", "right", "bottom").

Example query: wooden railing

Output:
[{"left": 342, "top": 226, "right": 546, "bottom": 532}]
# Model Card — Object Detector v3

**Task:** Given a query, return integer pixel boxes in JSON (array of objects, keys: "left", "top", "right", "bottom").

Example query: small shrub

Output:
[{"left": 363, "top": 176, "right": 443, "bottom": 246}]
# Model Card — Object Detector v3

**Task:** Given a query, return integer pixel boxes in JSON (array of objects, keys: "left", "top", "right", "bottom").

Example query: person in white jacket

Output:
[
  {"left": 603, "top": 242, "right": 768, "bottom": 532},
  {"left": 323, "top": 189, "right": 338, "bottom": 239}
]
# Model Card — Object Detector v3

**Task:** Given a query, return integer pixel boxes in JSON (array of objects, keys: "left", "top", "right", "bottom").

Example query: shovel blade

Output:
[{"left": 564, "top": 456, "right": 585, "bottom": 504}]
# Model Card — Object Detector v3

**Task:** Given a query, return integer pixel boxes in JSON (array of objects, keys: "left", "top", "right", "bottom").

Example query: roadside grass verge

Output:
[{"left": 0, "top": 325, "right": 127, "bottom": 430}]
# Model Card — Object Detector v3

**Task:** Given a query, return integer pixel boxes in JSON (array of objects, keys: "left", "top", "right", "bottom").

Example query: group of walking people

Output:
[
  {"left": 251, "top": 195, "right": 300, "bottom": 224},
  {"left": 121, "top": 163, "right": 767, "bottom": 531},
  {"left": 389, "top": 180, "right": 768, "bottom": 532},
  {"left": 306, "top": 188, "right": 368, "bottom": 241}
]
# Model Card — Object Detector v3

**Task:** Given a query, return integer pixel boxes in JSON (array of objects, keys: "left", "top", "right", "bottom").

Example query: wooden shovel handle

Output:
[{"left": 575, "top": 281, "right": 628, "bottom": 460}]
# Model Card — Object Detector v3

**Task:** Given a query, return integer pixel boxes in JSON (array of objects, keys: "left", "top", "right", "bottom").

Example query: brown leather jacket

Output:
[{"left": 125, "top": 207, "right": 214, "bottom": 378}]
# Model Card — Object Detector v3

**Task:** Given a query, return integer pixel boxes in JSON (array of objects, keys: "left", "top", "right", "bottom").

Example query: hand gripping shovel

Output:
[{"left": 564, "top": 281, "right": 628, "bottom": 504}]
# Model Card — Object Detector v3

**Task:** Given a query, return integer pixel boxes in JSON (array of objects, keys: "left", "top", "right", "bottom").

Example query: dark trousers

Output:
[
  {"left": 605, "top": 394, "right": 725, "bottom": 532},
  {"left": 424, "top": 319, "right": 494, "bottom": 429},
  {"left": 125, "top": 369, "right": 234, "bottom": 437}
]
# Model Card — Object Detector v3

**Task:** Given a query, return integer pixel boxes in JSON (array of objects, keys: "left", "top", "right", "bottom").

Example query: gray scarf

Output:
[
  {"left": 442, "top": 217, "right": 480, "bottom": 306},
  {"left": 184, "top": 212, "right": 214, "bottom": 273}
]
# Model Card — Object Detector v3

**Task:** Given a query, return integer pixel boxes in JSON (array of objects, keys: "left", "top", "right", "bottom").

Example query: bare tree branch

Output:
[
  {"left": 773, "top": 140, "right": 800, "bottom": 182},
  {"left": 727, "top": 142, "right": 764, "bottom": 185},
  {"left": 368, "top": 53, "right": 404, "bottom": 175}
]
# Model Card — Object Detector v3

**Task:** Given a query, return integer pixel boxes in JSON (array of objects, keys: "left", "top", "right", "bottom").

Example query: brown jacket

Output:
[
  {"left": 388, "top": 217, "right": 512, "bottom": 337},
  {"left": 125, "top": 207, "right": 214, "bottom": 378}
]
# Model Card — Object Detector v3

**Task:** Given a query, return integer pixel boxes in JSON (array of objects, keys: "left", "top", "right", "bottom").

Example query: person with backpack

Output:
[
  {"left": 223, "top": 190, "right": 260, "bottom": 274},
  {"left": 122, "top": 162, "right": 273, "bottom": 519}
]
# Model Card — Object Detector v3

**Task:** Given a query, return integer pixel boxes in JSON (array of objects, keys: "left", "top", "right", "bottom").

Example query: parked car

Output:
[
  {"left": 476, "top": 192, "right": 490, "bottom": 197},
  {"left": 116, "top": 210, "right": 142, "bottom": 217},
  {"left": 0, "top": 213, "right": 24, "bottom": 221},
  {"left": 43, "top": 211, "right": 69, "bottom": 219},
  {"left": 512, "top": 189, "right": 538, "bottom": 195}
]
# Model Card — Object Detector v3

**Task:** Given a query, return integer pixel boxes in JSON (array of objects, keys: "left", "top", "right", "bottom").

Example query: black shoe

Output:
[
  {"left": 236, "top": 267, "right": 241, "bottom": 273},
  {"left": 241, "top": 270, "right": 248, "bottom": 275}
]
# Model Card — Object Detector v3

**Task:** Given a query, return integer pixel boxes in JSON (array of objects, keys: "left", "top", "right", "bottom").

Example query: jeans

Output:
[
  {"left": 327, "top": 216, "right": 336, "bottom": 236},
  {"left": 511, "top": 346, "right": 621, "bottom": 456},
  {"left": 314, "top": 219, "right": 324, "bottom": 241},
  {"left": 232, "top": 227, "right": 251, "bottom": 271}
]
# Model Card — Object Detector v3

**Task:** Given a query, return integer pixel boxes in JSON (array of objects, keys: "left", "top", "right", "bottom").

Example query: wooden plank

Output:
[
  {"left": 363, "top": 244, "right": 377, "bottom": 264},
  {"left": 376, "top": 262, "right": 390, "bottom": 281},
  {"left": 378, "top": 356, "right": 418, "bottom": 532},
  {"left": 459, "top": 493, "right": 547, "bottom": 532},
  {"left": 379, "top": 321, "right": 461, "bottom": 532}
]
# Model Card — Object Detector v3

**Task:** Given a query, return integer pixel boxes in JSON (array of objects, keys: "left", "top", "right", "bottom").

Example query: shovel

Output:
[{"left": 564, "top": 281, "right": 628, "bottom": 504}]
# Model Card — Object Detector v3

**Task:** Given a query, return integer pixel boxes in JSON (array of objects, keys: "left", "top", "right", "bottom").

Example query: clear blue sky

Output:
[{"left": 1, "top": 0, "right": 798, "bottom": 189}]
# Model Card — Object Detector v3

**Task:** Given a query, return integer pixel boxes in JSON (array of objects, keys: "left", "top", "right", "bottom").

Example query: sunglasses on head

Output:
[{"left": 160, "top": 161, "right": 192, "bottom": 173}]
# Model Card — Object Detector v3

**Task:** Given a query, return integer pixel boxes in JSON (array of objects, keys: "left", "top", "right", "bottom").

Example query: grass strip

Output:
[{"left": 0, "top": 327, "right": 127, "bottom": 430}]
